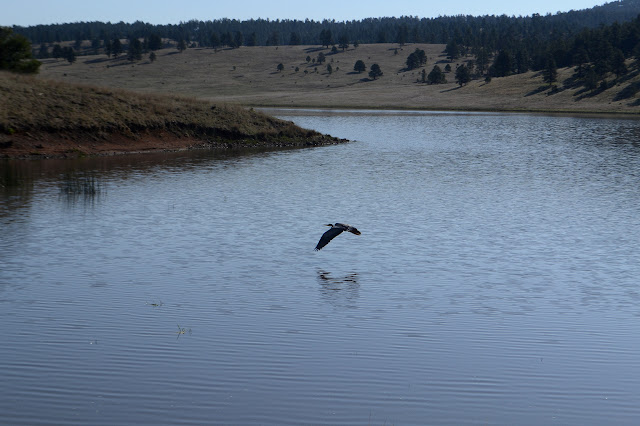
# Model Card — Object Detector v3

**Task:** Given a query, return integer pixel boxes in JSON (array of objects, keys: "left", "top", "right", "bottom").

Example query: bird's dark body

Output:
[{"left": 315, "top": 223, "right": 361, "bottom": 251}]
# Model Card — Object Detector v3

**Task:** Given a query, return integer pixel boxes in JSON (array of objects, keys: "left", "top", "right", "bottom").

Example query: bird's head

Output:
[{"left": 324, "top": 223, "right": 334, "bottom": 227}]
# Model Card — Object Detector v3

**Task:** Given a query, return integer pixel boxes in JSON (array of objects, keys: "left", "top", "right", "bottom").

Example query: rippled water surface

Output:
[{"left": 2, "top": 110, "right": 640, "bottom": 425}]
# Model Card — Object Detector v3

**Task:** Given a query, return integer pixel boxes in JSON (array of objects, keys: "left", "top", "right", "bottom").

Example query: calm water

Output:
[{"left": 2, "top": 110, "right": 640, "bottom": 425}]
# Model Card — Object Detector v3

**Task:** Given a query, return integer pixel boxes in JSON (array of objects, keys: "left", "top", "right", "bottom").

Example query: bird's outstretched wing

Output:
[
  {"left": 315, "top": 227, "right": 344, "bottom": 251},
  {"left": 346, "top": 226, "right": 361, "bottom": 235}
]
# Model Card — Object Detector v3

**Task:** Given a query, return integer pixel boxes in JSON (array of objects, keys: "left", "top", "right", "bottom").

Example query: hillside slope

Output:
[{"left": 37, "top": 44, "right": 640, "bottom": 114}]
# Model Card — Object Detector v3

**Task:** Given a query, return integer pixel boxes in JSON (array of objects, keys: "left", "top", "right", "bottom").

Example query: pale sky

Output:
[{"left": 2, "top": 0, "right": 609, "bottom": 27}]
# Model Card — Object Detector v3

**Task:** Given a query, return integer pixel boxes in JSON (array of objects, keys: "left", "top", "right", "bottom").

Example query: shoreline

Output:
[
  {"left": 258, "top": 105, "right": 640, "bottom": 118},
  {"left": 0, "top": 129, "right": 347, "bottom": 160}
]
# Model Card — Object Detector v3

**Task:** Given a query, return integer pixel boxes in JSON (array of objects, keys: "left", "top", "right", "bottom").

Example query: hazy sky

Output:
[{"left": 2, "top": 0, "right": 609, "bottom": 27}]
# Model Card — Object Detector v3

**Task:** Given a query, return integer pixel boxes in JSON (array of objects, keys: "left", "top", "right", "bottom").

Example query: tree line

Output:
[
  {"left": 13, "top": 1, "right": 640, "bottom": 49},
  {"left": 7, "top": 0, "right": 640, "bottom": 90}
]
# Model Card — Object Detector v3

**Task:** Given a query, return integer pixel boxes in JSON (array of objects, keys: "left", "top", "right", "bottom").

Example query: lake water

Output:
[{"left": 2, "top": 110, "right": 640, "bottom": 425}]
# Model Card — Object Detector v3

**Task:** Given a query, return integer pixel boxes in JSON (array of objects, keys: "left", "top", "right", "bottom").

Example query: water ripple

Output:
[{"left": 2, "top": 111, "right": 640, "bottom": 424}]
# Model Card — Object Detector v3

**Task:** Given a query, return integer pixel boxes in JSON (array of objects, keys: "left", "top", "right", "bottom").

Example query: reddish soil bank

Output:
[{"left": 0, "top": 130, "right": 346, "bottom": 159}]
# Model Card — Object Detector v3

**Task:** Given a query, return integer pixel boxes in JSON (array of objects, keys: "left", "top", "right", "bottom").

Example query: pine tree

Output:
[
  {"left": 111, "top": 38, "right": 122, "bottom": 58},
  {"left": 220, "top": 32, "right": 232, "bottom": 47},
  {"left": 445, "top": 41, "right": 460, "bottom": 61},
  {"left": 38, "top": 43, "right": 49, "bottom": 58},
  {"left": 368, "top": 63, "right": 383, "bottom": 80},
  {"left": 427, "top": 65, "right": 446, "bottom": 84},
  {"left": 455, "top": 64, "right": 471, "bottom": 86},
  {"left": 543, "top": 56, "right": 558, "bottom": 85},
  {"left": 148, "top": 33, "right": 162, "bottom": 51},
  {"left": 289, "top": 32, "right": 301, "bottom": 45},
  {"left": 354, "top": 59, "right": 366, "bottom": 73},
  {"left": 91, "top": 38, "right": 101, "bottom": 54},
  {"left": 406, "top": 48, "right": 426, "bottom": 70},
  {"left": 0, "top": 27, "right": 41, "bottom": 73},
  {"left": 338, "top": 33, "right": 349, "bottom": 51},
  {"left": 610, "top": 48, "right": 628, "bottom": 76},
  {"left": 267, "top": 31, "right": 280, "bottom": 46},
  {"left": 210, "top": 33, "right": 220, "bottom": 50},
  {"left": 474, "top": 48, "right": 489, "bottom": 75},
  {"left": 491, "top": 50, "right": 513, "bottom": 77},
  {"left": 63, "top": 46, "right": 76, "bottom": 63},
  {"left": 234, "top": 32, "right": 244, "bottom": 48},
  {"left": 319, "top": 29, "right": 333, "bottom": 48},
  {"left": 583, "top": 66, "right": 598, "bottom": 91},
  {"left": 396, "top": 24, "right": 409, "bottom": 45},
  {"left": 103, "top": 39, "right": 112, "bottom": 57},
  {"left": 247, "top": 32, "right": 257, "bottom": 47},
  {"left": 177, "top": 38, "right": 187, "bottom": 52},
  {"left": 127, "top": 38, "right": 143, "bottom": 61},
  {"left": 52, "top": 43, "right": 64, "bottom": 59}
]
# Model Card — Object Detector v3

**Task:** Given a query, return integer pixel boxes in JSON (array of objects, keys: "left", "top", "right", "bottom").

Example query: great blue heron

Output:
[{"left": 315, "top": 223, "right": 361, "bottom": 251}]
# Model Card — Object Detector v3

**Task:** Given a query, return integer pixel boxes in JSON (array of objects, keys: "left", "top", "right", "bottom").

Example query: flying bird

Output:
[{"left": 315, "top": 223, "right": 361, "bottom": 251}]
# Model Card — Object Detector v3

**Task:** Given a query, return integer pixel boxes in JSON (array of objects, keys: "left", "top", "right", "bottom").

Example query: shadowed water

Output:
[{"left": 2, "top": 110, "right": 640, "bottom": 425}]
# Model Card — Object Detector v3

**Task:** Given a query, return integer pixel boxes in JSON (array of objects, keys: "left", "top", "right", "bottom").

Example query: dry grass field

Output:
[
  {"left": 0, "top": 71, "right": 342, "bottom": 158},
  {"left": 37, "top": 43, "right": 640, "bottom": 114}
]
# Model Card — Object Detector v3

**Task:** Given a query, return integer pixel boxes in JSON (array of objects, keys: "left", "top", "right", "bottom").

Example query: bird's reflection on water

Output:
[{"left": 316, "top": 269, "right": 360, "bottom": 308}]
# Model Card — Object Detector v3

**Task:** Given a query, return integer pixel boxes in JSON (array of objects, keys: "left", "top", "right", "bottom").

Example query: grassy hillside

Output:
[
  {"left": 0, "top": 71, "right": 344, "bottom": 159},
  {"left": 37, "top": 43, "right": 640, "bottom": 114}
]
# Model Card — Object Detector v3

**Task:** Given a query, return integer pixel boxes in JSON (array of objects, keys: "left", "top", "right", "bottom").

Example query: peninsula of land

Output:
[{"left": 0, "top": 71, "right": 345, "bottom": 159}]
